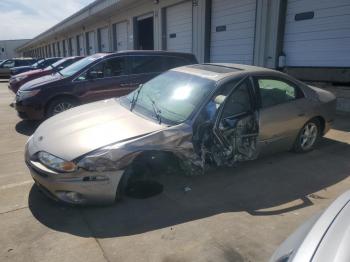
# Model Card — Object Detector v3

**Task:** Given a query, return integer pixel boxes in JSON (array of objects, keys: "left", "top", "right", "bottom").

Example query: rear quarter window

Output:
[
  {"left": 162, "top": 56, "right": 191, "bottom": 70},
  {"left": 130, "top": 55, "right": 164, "bottom": 75}
]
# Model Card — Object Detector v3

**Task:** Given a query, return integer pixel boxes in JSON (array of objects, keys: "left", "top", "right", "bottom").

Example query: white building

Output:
[
  {"left": 17, "top": 0, "right": 350, "bottom": 83},
  {"left": 0, "top": 39, "right": 31, "bottom": 60}
]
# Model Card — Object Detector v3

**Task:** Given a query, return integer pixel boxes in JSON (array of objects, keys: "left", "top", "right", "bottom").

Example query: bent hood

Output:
[
  {"left": 20, "top": 73, "right": 63, "bottom": 91},
  {"left": 29, "top": 99, "right": 164, "bottom": 161}
]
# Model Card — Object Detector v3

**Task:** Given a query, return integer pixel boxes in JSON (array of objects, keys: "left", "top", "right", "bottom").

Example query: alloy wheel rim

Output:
[
  {"left": 53, "top": 102, "right": 74, "bottom": 115},
  {"left": 300, "top": 122, "right": 318, "bottom": 150}
]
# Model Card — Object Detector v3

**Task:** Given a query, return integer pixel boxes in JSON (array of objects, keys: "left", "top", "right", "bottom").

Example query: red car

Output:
[{"left": 8, "top": 56, "right": 83, "bottom": 93}]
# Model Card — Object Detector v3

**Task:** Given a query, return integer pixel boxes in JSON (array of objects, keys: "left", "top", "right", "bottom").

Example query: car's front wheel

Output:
[
  {"left": 294, "top": 119, "right": 320, "bottom": 153},
  {"left": 46, "top": 97, "right": 78, "bottom": 118}
]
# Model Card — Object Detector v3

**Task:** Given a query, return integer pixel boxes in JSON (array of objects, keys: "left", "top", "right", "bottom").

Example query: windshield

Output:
[
  {"left": 124, "top": 71, "right": 216, "bottom": 125},
  {"left": 31, "top": 59, "right": 44, "bottom": 68},
  {"left": 60, "top": 55, "right": 102, "bottom": 77},
  {"left": 45, "top": 58, "right": 65, "bottom": 70}
]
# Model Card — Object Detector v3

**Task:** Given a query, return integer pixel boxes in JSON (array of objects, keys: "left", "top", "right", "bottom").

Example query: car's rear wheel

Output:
[
  {"left": 294, "top": 119, "right": 320, "bottom": 153},
  {"left": 46, "top": 97, "right": 77, "bottom": 118}
]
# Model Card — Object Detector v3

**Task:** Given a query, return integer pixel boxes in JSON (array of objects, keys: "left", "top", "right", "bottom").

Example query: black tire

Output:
[
  {"left": 293, "top": 119, "right": 321, "bottom": 153},
  {"left": 46, "top": 97, "right": 78, "bottom": 118}
]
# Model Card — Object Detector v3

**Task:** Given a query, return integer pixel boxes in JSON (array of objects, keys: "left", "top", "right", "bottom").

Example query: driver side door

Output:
[{"left": 213, "top": 78, "right": 259, "bottom": 165}]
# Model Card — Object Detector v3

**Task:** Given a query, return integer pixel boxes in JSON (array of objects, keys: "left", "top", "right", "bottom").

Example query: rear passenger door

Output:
[
  {"left": 74, "top": 56, "right": 129, "bottom": 103},
  {"left": 254, "top": 76, "right": 308, "bottom": 155},
  {"left": 127, "top": 55, "right": 164, "bottom": 89}
]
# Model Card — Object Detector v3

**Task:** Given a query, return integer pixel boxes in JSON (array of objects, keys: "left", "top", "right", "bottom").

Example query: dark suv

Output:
[
  {"left": 0, "top": 58, "right": 37, "bottom": 77},
  {"left": 15, "top": 51, "right": 198, "bottom": 120}
]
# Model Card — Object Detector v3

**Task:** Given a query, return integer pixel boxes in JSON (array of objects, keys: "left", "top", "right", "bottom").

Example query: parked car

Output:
[
  {"left": 0, "top": 58, "right": 37, "bottom": 77},
  {"left": 270, "top": 190, "right": 350, "bottom": 262},
  {"left": 14, "top": 51, "right": 198, "bottom": 120},
  {"left": 8, "top": 56, "right": 83, "bottom": 93},
  {"left": 24, "top": 63, "right": 336, "bottom": 205},
  {"left": 11, "top": 57, "right": 62, "bottom": 76}
]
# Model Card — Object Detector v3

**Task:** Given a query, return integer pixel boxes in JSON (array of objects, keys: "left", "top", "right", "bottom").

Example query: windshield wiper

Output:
[
  {"left": 147, "top": 95, "right": 162, "bottom": 124},
  {"left": 130, "top": 84, "right": 143, "bottom": 111}
]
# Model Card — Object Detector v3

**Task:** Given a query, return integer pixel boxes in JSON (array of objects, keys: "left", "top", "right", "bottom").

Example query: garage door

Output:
[
  {"left": 77, "top": 34, "right": 84, "bottom": 55},
  {"left": 87, "top": 31, "right": 96, "bottom": 55},
  {"left": 284, "top": 0, "right": 350, "bottom": 67},
  {"left": 69, "top": 37, "right": 76, "bottom": 56},
  {"left": 166, "top": 1, "right": 193, "bottom": 53},
  {"left": 210, "top": 0, "right": 257, "bottom": 64},
  {"left": 99, "top": 27, "right": 110, "bottom": 52},
  {"left": 113, "top": 21, "right": 128, "bottom": 51}
]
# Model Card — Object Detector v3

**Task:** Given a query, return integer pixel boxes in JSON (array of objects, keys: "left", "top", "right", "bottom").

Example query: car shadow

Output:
[
  {"left": 28, "top": 137, "right": 350, "bottom": 238},
  {"left": 15, "top": 120, "right": 40, "bottom": 136},
  {"left": 333, "top": 114, "right": 350, "bottom": 132}
]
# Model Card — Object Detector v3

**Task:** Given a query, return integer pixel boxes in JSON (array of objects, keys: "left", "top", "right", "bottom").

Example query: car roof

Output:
[{"left": 172, "top": 63, "right": 280, "bottom": 81}]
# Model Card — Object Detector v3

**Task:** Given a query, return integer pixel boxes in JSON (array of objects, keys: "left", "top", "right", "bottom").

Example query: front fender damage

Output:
[{"left": 80, "top": 124, "right": 204, "bottom": 176}]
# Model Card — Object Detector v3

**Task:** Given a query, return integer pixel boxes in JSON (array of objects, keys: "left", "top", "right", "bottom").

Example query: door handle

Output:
[{"left": 298, "top": 113, "right": 305, "bottom": 117}]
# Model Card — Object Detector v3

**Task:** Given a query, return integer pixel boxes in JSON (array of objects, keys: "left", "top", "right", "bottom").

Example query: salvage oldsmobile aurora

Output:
[{"left": 25, "top": 64, "right": 336, "bottom": 204}]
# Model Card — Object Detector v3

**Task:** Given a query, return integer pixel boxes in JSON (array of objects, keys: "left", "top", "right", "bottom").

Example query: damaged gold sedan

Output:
[{"left": 25, "top": 64, "right": 336, "bottom": 204}]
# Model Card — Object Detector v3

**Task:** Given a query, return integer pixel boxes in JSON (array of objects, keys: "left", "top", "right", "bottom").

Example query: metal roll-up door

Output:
[
  {"left": 165, "top": 1, "right": 193, "bottom": 53},
  {"left": 87, "top": 31, "right": 96, "bottom": 55},
  {"left": 114, "top": 21, "right": 128, "bottom": 51},
  {"left": 210, "top": 0, "right": 257, "bottom": 64},
  {"left": 99, "top": 27, "right": 110, "bottom": 52},
  {"left": 69, "top": 37, "right": 75, "bottom": 56},
  {"left": 283, "top": 0, "right": 350, "bottom": 67},
  {"left": 77, "top": 34, "right": 84, "bottom": 55}
]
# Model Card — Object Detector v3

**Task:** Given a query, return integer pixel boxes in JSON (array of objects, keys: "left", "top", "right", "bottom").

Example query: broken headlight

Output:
[{"left": 37, "top": 151, "right": 77, "bottom": 173}]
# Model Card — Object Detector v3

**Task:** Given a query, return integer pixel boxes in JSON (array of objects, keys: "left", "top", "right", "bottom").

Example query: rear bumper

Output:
[{"left": 26, "top": 158, "right": 124, "bottom": 205}]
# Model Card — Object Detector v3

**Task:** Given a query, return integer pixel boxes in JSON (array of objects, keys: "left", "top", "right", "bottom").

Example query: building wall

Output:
[
  {"left": 18, "top": 0, "right": 350, "bottom": 82},
  {"left": 0, "top": 39, "right": 30, "bottom": 60}
]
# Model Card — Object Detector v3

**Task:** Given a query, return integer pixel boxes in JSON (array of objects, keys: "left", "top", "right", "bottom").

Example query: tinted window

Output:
[
  {"left": 257, "top": 78, "right": 301, "bottom": 108},
  {"left": 130, "top": 56, "right": 163, "bottom": 74},
  {"left": 221, "top": 79, "right": 252, "bottom": 118},
  {"left": 163, "top": 56, "right": 188, "bottom": 70},
  {"left": 78, "top": 57, "right": 126, "bottom": 81}
]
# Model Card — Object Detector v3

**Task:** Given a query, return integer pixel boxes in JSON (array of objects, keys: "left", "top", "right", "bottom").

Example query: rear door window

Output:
[
  {"left": 256, "top": 78, "right": 304, "bottom": 108},
  {"left": 129, "top": 55, "right": 164, "bottom": 75}
]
